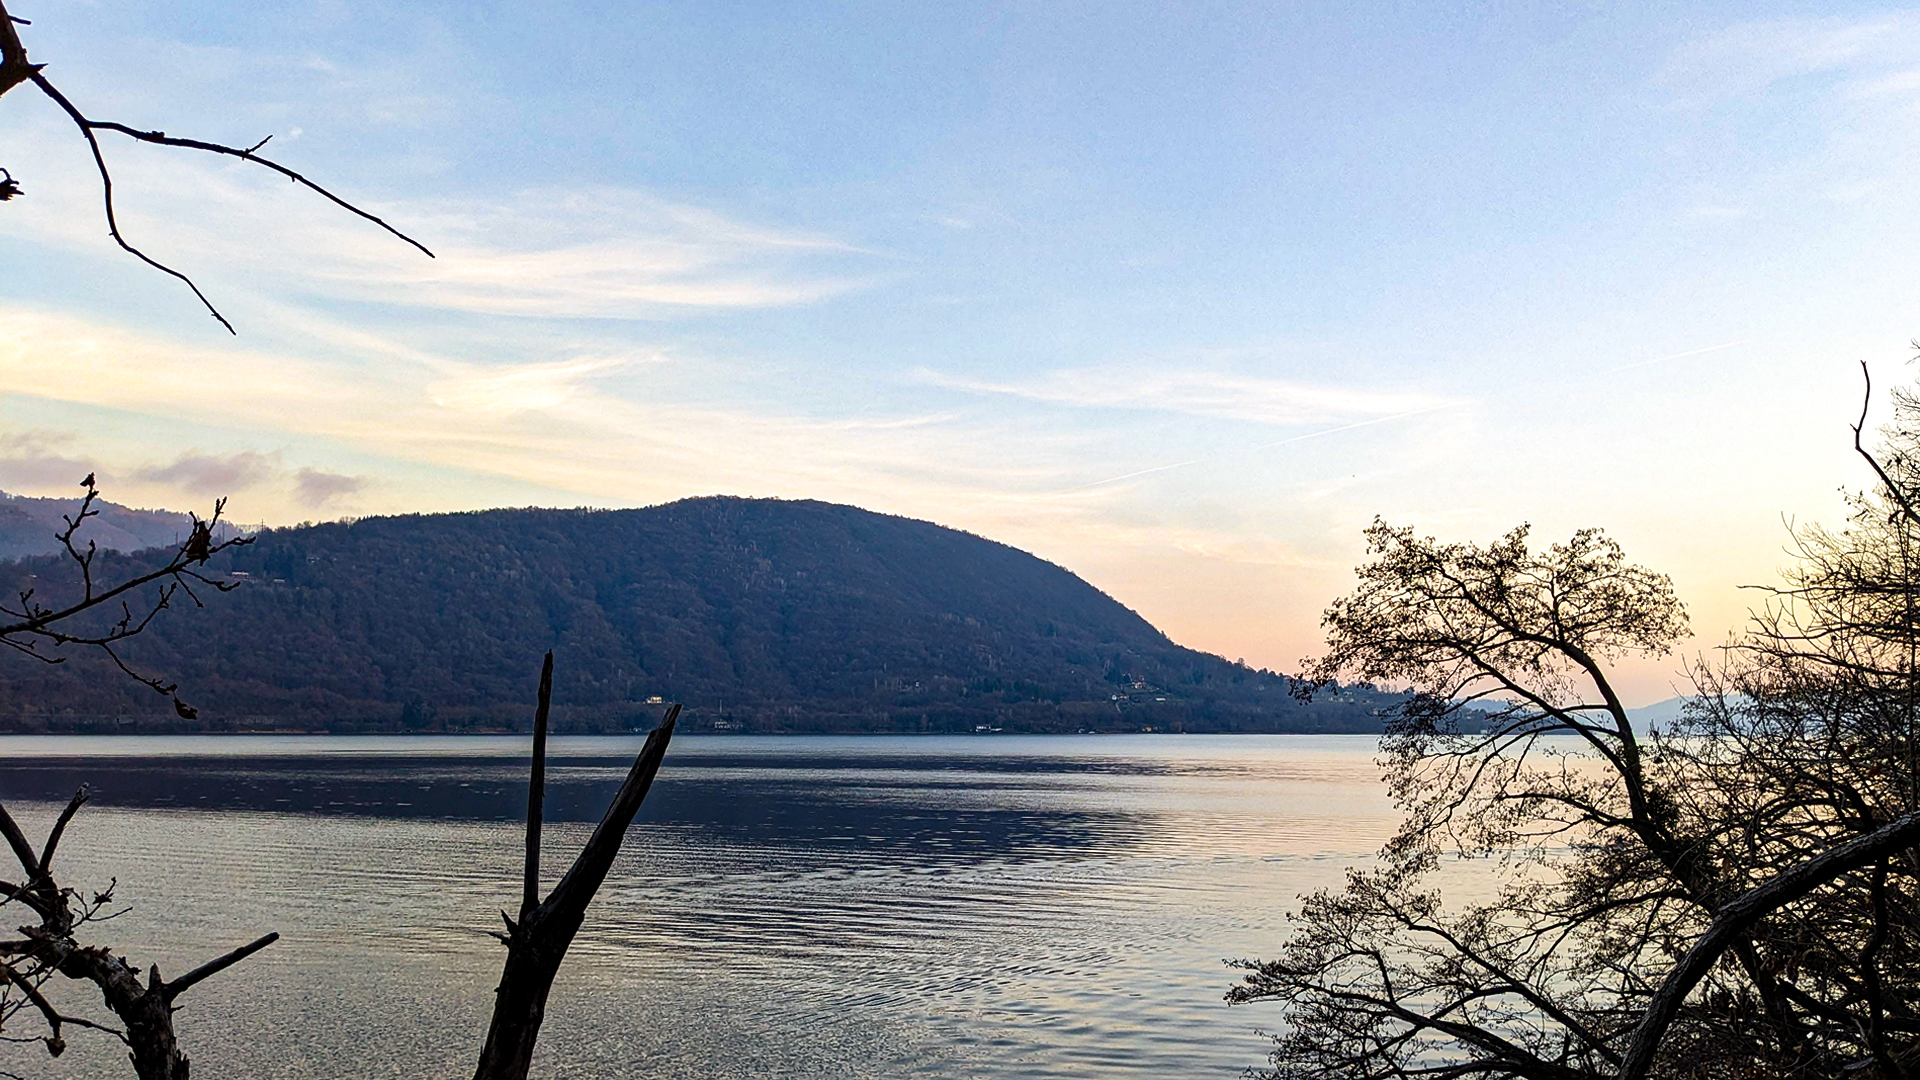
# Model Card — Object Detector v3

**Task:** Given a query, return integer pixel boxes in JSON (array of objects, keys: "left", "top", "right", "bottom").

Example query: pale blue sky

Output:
[{"left": 5, "top": 1, "right": 1920, "bottom": 700}]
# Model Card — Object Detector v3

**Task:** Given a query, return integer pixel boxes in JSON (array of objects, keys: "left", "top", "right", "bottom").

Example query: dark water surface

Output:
[{"left": 0, "top": 735, "right": 1401, "bottom": 1078}]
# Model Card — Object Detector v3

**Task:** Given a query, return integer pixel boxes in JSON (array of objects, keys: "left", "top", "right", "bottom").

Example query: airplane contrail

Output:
[{"left": 1604, "top": 340, "right": 1746, "bottom": 374}]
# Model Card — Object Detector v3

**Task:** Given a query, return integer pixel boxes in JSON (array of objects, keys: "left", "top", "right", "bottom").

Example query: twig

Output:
[
  {"left": 83, "top": 115, "right": 433, "bottom": 258},
  {"left": 0, "top": 805, "right": 39, "bottom": 881},
  {"left": 0, "top": 478, "right": 253, "bottom": 712},
  {"left": 0, "top": 961, "right": 65, "bottom": 1044},
  {"left": 31, "top": 72, "right": 237, "bottom": 332},
  {"left": 1853, "top": 362, "right": 1920, "bottom": 527}
]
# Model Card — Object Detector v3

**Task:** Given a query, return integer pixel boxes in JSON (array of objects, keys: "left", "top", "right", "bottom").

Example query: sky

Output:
[{"left": 4, "top": 1, "right": 1920, "bottom": 704}]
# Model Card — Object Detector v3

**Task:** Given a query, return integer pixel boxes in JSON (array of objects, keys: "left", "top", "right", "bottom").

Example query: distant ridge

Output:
[
  {"left": 1628, "top": 695, "right": 1689, "bottom": 734},
  {"left": 0, "top": 490, "right": 212, "bottom": 561},
  {"left": 0, "top": 497, "right": 1399, "bottom": 734}
]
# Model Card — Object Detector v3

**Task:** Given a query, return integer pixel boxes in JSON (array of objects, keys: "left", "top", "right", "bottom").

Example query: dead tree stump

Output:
[{"left": 472, "top": 652, "right": 678, "bottom": 1080}]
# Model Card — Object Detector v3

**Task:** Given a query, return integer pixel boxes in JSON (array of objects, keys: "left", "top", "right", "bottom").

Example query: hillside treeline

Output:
[{"left": 0, "top": 497, "right": 1397, "bottom": 734}]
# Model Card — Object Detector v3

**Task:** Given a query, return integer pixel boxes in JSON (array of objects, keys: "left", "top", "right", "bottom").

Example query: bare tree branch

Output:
[
  {"left": 36, "top": 786, "right": 88, "bottom": 878},
  {"left": 1851, "top": 362, "right": 1920, "bottom": 527},
  {"left": 0, "top": 791, "right": 278, "bottom": 1080},
  {"left": 0, "top": 0, "right": 31, "bottom": 98},
  {"left": 161, "top": 932, "right": 279, "bottom": 1002},
  {"left": 0, "top": 0, "right": 432, "bottom": 332},
  {"left": 0, "top": 477, "right": 252, "bottom": 716},
  {"left": 84, "top": 112, "right": 434, "bottom": 258},
  {"left": 1616, "top": 812, "right": 1920, "bottom": 1080},
  {"left": 28, "top": 70, "right": 238, "bottom": 331},
  {"left": 0, "top": 804, "right": 39, "bottom": 882}
]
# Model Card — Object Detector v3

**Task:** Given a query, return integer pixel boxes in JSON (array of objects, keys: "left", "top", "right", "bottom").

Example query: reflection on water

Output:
[{"left": 0, "top": 735, "right": 1402, "bottom": 1078}]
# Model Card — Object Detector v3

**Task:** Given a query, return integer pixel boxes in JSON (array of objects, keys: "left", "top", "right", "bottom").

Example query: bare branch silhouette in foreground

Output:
[
  {"left": 0, "top": 479, "right": 271, "bottom": 1077},
  {"left": 0, "top": 0, "right": 432, "bottom": 333},
  {"left": 0, "top": 475, "right": 251, "bottom": 719},
  {"left": 0, "top": 787, "right": 278, "bottom": 1080}
]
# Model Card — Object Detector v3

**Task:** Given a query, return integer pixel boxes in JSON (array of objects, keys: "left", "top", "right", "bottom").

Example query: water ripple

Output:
[{"left": 0, "top": 735, "right": 1406, "bottom": 1079}]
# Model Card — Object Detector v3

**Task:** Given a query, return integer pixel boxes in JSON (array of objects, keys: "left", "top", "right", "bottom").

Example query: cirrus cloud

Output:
[{"left": 919, "top": 367, "right": 1457, "bottom": 426}]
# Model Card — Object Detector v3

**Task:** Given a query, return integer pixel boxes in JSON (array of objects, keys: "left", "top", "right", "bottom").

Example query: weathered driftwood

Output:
[
  {"left": 0, "top": 787, "right": 277, "bottom": 1080},
  {"left": 473, "top": 652, "right": 679, "bottom": 1080}
]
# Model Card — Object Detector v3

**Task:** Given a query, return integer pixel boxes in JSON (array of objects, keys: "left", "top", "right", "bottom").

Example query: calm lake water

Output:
[{"left": 0, "top": 734, "right": 1408, "bottom": 1079}]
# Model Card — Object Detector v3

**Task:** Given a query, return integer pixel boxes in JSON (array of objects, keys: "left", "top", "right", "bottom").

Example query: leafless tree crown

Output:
[{"left": 1235, "top": 381, "right": 1920, "bottom": 1078}]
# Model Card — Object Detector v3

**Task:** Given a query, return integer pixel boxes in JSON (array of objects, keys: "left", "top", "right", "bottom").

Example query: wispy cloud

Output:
[
  {"left": 0, "top": 307, "right": 1057, "bottom": 512},
  {"left": 126, "top": 449, "right": 365, "bottom": 509},
  {"left": 0, "top": 419, "right": 377, "bottom": 515},
  {"left": 0, "top": 432, "right": 95, "bottom": 491},
  {"left": 1052, "top": 405, "right": 1455, "bottom": 495},
  {"left": 921, "top": 367, "right": 1456, "bottom": 426},
  {"left": 0, "top": 135, "right": 873, "bottom": 321},
  {"left": 306, "top": 189, "right": 873, "bottom": 317},
  {"left": 293, "top": 468, "right": 364, "bottom": 507},
  {"left": 1649, "top": 14, "right": 1920, "bottom": 222},
  {"left": 134, "top": 450, "right": 281, "bottom": 494},
  {"left": 6, "top": 300, "right": 1462, "bottom": 531},
  {"left": 427, "top": 355, "right": 647, "bottom": 417},
  {"left": 1657, "top": 14, "right": 1920, "bottom": 107}
]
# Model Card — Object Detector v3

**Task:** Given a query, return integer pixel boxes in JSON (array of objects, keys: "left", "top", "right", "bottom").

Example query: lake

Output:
[{"left": 0, "top": 734, "right": 1409, "bottom": 1078}]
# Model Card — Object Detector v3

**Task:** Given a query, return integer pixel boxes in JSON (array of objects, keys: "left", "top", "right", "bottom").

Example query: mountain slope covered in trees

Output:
[{"left": 0, "top": 497, "right": 1396, "bottom": 733}]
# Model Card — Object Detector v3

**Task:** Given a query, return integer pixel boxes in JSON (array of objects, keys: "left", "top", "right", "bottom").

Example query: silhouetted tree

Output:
[{"left": 1229, "top": 369, "right": 1920, "bottom": 1079}]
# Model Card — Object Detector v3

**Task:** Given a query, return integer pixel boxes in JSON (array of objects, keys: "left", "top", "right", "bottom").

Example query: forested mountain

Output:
[
  {"left": 0, "top": 490, "right": 211, "bottom": 560},
  {"left": 0, "top": 497, "right": 1397, "bottom": 734}
]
